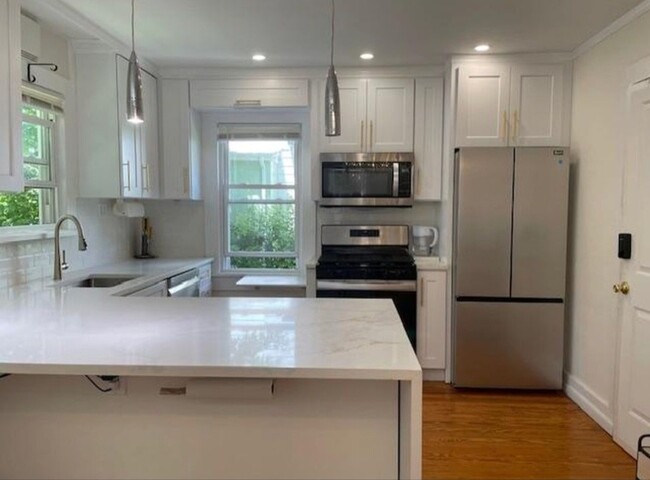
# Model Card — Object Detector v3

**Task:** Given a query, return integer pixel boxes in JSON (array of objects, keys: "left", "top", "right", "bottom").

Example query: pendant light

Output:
[
  {"left": 126, "top": 0, "right": 144, "bottom": 124},
  {"left": 324, "top": 0, "right": 340, "bottom": 137}
]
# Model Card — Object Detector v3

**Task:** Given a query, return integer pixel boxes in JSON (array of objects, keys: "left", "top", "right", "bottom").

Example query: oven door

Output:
[{"left": 316, "top": 280, "right": 417, "bottom": 349}]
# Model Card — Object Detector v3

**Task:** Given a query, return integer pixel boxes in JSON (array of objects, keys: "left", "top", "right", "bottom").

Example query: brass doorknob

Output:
[{"left": 613, "top": 281, "right": 630, "bottom": 295}]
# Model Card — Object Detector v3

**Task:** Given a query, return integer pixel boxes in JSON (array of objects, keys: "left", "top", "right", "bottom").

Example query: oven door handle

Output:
[{"left": 317, "top": 280, "right": 417, "bottom": 292}]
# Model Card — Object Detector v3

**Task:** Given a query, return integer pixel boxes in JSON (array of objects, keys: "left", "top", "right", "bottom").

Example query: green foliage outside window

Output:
[{"left": 230, "top": 203, "right": 296, "bottom": 269}]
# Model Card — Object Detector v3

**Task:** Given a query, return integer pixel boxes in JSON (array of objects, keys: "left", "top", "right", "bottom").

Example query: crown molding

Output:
[{"left": 572, "top": 0, "right": 650, "bottom": 59}]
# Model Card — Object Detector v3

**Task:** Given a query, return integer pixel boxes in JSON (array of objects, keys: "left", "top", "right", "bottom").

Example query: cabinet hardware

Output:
[
  {"left": 122, "top": 162, "right": 131, "bottom": 191},
  {"left": 361, "top": 120, "right": 365, "bottom": 152},
  {"left": 142, "top": 164, "right": 149, "bottom": 192},
  {"left": 183, "top": 167, "right": 190, "bottom": 194},
  {"left": 512, "top": 110, "right": 519, "bottom": 142},
  {"left": 234, "top": 99, "right": 262, "bottom": 107},
  {"left": 420, "top": 278, "right": 424, "bottom": 306},
  {"left": 369, "top": 120, "right": 374, "bottom": 152},
  {"left": 613, "top": 281, "right": 630, "bottom": 295}
]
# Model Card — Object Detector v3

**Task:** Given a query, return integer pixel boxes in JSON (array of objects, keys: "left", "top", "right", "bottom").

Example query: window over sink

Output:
[
  {"left": 0, "top": 96, "right": 61, "bottom": 228},
  {"left": 218, "top": 124, "right": 300, "bottom": 272}
]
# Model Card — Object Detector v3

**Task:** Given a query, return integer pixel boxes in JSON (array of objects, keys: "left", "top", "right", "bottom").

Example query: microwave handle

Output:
[{"left": 393, "top": 163, "right": 400, "bottom": 197}]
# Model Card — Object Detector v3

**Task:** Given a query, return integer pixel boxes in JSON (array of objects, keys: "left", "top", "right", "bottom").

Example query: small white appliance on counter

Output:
[
  {"left": 411, "top": 226, "right": 439, "bottom": 256},
  {"left": 453, "top": 147, "right": 570, "bottom": 389}
]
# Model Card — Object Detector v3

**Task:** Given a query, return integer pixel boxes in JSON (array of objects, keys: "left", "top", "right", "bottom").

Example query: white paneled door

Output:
[
  {"left": 614, "top": 80, "right": 650, "bottom": 456},
  {"left": 366, "top": 78, "right": 414, "bottom": 152}
]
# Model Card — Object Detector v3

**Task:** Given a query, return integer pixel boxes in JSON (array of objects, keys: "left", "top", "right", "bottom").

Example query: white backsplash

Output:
[
  {"left": 0, "top": 199, "right": 134, "bottom": 288},
  {"left": 139, "top": 200, "right": 206, "bottom": 258}
]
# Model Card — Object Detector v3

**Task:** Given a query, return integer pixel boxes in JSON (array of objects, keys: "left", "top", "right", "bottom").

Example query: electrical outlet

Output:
[
  {"left": 107, "top": 377, "right": 127, "bottom": 396},
  {"left": 98, "top": 203, "right": 109, "bottom": 216}
]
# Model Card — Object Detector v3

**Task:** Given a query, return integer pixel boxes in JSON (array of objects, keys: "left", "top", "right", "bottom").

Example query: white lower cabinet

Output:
[{"left": 416, "top": 270, "right": 447, "bottom": 369}]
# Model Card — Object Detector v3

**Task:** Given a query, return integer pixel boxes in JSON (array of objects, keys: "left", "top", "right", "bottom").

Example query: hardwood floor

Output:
[{"left": 422, "top": 382, "right": 635, "bottom": 479}]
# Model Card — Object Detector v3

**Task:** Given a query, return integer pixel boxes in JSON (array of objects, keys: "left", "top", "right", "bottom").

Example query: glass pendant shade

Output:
[
  {"left": 126, "top": 50, "right": 144, "bottom": 124},
  {"left": 325, "top": 64, "right": 340, "bottom": 137}
]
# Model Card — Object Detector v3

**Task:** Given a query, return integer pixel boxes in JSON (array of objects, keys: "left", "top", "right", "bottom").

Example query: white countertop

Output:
[
  {"left": 414, "top": 256, "right": 449, "bottom": 270},
  {"left": 0, "top": 259, "right": 420, "bottom": 381}
]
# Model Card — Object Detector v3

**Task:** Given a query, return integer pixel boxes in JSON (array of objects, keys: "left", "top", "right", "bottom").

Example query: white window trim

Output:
[
  {"left": 202, "top": 110, "right": 313, "bottom": 277},
  {"left": 0, "top": 104, "right": 61, "bottom": 233}
]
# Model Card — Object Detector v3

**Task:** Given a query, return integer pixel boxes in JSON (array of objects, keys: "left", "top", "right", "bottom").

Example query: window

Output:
[
  {"left": 0, "top": 102, "right": 58, "bottom": 227},
  {"left": 219, "top": 124, "right": 300, "bottom": 271}
]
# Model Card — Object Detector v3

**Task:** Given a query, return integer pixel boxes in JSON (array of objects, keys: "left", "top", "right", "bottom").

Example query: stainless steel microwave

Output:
[{"left": 319, "top": 153, "right": 414, "bottom": 207}]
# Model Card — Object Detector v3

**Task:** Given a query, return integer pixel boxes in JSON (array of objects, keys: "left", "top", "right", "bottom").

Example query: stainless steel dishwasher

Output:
[{"left": 167, "top": 269, "right": 200, "bottom": 297}]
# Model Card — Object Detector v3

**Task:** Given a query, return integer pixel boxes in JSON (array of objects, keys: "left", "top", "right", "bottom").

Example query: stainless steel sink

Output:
[{"left": 65, "top": 275, "right": 141, "bottom": 288}]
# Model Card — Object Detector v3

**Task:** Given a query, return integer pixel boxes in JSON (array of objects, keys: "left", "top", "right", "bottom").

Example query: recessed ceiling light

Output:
[
  {"left": 252, "top": 54, "right": 266, "bottom": 61},
  {"left": 474, "top": 44, "right": 490, "bottom": 52},
  {"left": 360, "top": 52, "right": 374, "bottom": 60}
]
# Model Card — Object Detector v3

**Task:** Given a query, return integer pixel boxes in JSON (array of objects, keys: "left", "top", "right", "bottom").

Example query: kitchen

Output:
[{"left": 0, "top": 0, "right": 649, "bottom": 479}]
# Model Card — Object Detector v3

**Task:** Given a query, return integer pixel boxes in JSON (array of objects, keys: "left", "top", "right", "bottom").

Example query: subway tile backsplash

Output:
[{"left": 0, "top": 199, "right": 134, "bottom": 288}]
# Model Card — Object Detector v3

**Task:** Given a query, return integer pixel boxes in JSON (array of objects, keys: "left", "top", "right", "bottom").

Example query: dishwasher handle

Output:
[{"left": 168, "top": 276, "right": 200, "bottom": 296}]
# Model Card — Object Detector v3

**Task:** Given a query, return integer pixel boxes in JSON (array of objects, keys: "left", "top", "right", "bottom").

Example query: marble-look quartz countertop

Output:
[{"left": 0, "top": 259, "right": 420, "bottom": 381}]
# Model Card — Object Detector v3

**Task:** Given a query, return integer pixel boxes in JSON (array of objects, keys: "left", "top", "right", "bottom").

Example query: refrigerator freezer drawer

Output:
[{"left": 454, "top": 301, "right": 564, "bottom": 389}]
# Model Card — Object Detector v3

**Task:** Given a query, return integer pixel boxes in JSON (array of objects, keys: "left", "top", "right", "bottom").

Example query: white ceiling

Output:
[{"left": 30, "top": 0, "right": 646, "bottom": 68}]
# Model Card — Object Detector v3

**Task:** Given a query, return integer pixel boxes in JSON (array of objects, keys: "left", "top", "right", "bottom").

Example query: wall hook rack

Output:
[{"left": 27, "top": 63, "right": 59, "bottom": 84}]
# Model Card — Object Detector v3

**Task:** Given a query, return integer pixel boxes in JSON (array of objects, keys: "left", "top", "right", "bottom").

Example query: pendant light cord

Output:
[
  {"left": 131, "top": 0, "right": 136, "bottom": 52},
  {"left": 330, "top": 0, "right": 335, "bottom": 67}
]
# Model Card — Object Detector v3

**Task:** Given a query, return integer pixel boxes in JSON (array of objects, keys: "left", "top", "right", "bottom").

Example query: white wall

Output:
[{"left": 566, "top": 10, "right": 650, "bottom": 432}]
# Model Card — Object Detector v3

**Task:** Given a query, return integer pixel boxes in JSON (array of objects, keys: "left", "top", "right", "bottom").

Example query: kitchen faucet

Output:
[{"left": 53, "top": 214, "right": 88, "bottom": 281}]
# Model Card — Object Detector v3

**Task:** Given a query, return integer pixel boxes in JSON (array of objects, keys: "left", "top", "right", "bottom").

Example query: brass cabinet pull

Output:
[
  {"left": 512, "top": 110, "right": 519, "bottom": 143},
  {"left": 613, "top": 281, "right": 630, "bottom": 295},
  {"left": 142, "top": 164, "right": 150, "bottom": 192},
  {"left": 369, "top": 120, "right": 374, "bottom": 152},
  {"left": 183, "top": 167, "right": 190, "bottom": 195},
  {"left": 420, "top": 278, "right": 424, "bottom": 307},
  {"left": 361, "top": 120, "right": 365, "bottom": 151}
]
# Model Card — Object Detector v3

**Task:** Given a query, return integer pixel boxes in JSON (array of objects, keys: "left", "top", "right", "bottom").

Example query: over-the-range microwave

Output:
[{"left": 319, "top": 152, "right": 414, "bottom": 207}]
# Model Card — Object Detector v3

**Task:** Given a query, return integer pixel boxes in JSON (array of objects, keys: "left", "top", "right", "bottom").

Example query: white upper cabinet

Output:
[
  {"left": 77, "top": 52, "right": 160, "bottom": 199},
  {"left": 161, "top": 79, "right": 201, "bottom": 200},
  {"left": 509, "top": 65, "right": 564, "bottom": 146},
  {"left": 367, "top": 78, "right": 415, "bottom": 152},
  {"left": 456, "top": 65, "right": 510, "bottom": 147},
  {"left": 0, "top": 0, "right": 22, "bottom": 193},
  {"left": 413, "top": 77, "right": 444, "bottom": 201},
  {"left": 455, "top": 64, "right": 566, "bottom": 147},
  {"left": 319, "top": 78, "right": 366, "bottom": 153},
  {"left": 319, "top": 77, "right": 414, "bottom": 153},
  {"left": 190, "top": 79, "right": 308, "bottom": 109}
]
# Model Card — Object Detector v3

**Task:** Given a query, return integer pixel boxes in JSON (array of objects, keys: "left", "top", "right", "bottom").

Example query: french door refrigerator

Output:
[{"left": 452, "top": 147, "right": 570, "bottom": 389}]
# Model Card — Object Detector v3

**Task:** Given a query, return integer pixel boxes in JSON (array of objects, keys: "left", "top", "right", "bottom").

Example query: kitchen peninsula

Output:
[{"left": 0, "top": 260, "right": 422, "bottom": 480}]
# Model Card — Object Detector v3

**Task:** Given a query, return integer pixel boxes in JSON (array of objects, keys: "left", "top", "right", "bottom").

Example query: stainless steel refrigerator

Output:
[{"left": 452, "top": 147, "right": 570, "bottom": 389}]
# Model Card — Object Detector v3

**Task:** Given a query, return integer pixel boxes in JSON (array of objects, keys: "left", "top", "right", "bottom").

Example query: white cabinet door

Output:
[
  {"left": 190, "top": 79, "right": 308, "bottom": 109},
  {"left": 319, "top": 78, "right": 367, "bottom": 153},
  {"left": 161, "top": 79, "right": 201, "bottom": 200},
  {"left": 414, "top": 78, "right": 443, "bottom": 201},
  {"left": 509, "top": 65, "right": 564, "bottom": 146},
  {"left": 456, "top": 66, "right": 510, "bottom": 147},
  {"left": 367, "top": 78, "right": 414, "bottom": 152},
  {"left": 416, "top": 270, "right": 447, "bottom": 369},
  {"left": 140, "top": 71, "right": 160, "bottom": 199},
  {"left": 116, "top": 55, "right": 142, "bottom": 199},
  {"left": 0, "top": 0, "right": 22, "bottom": 192}
]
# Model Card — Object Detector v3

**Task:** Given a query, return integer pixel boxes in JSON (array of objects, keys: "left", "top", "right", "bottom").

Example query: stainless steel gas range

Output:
[{"left": 316, "top": 225, "right": 417, "bottom": 348}]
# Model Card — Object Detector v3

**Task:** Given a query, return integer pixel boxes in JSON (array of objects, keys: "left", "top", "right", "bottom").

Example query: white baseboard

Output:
[
  {"left": 564, "top": 372, "right": 614, "bottom": 434},
  {"left": 422, "top": 369, "right": 446, "bottom": 382}
]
